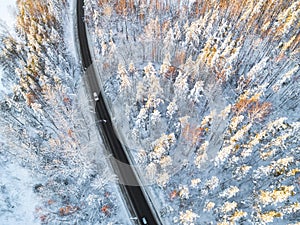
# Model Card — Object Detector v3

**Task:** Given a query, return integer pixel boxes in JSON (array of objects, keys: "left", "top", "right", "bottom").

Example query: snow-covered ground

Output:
[
  {"left": 0, "top": 0, "right": 16, "bottom": 29},
  {"left": 0, "top": 0, "right": 16, "bottom": 92},
  {"left": 0, "top": 151, "right": 40, "bottom": 225}
]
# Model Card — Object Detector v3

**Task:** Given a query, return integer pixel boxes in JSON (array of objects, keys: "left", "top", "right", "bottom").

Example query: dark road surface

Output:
[{"left": 76, "top": 0, "right": 160, "bottom": 224}]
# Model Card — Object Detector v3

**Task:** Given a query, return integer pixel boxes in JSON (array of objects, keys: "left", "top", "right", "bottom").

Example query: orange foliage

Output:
[
  {"left": 128, "top": 0, "right": 134, "bottom": 13},
  {"left": 170, "top": 190, "right": 178, "bottom": 200},
  {"left": 63, "top": 97, "right": 71, "bottom": 104},
  {"left": 233, "top": 95, "right": 259, "bottom": 115},
  {"left": 275, "top": 53, "right": 287, "bottom": 63},
  {"left": 59, "top": 205, "right": 79, "bottom": 216},
  {"left": 234, "top": 98, "right": 253, "bottom": 115},
  {"left": 98, "top": 0, "right": 109, "bottom": 7},
  {"left": 26, "top": 92, "right": 36, "bottom": 106},
  {"left": 182, "top": 123, "right": 204, "bottom": 146},
  {"left": 47, "top": 199, "right": 55, "bottom": 205},
  {"left": 215, "top": 69, "right": 226, "bottom": 82},
  {"left": 40, "top": 215, "right": 47, "bottom": 222},
  {"left": 192, "top": 0, "right": 200, "bottom": 16},
  {"left": 164, "top": 66, "right": 178, "bottom": 81},
  {"left": 161, "top": 20, "right": 170, "bottom": 34},
  {"left": 219, "top": 0, "right": 229, "bottom": 9},
  {"left": 115, "top": 0, "right": 127, "bottom": 15},
  {"left": 67, "top": 129, "right": 73, "bottom": 138},
  {"left": 101, "top": 205, "right": 110, "bottom": 215},
  {"left": 248, "top": 102, "right": 271, "bottom": 121},
  {"left": 233, "top": 92, "right": 271, "bottom": 121}
]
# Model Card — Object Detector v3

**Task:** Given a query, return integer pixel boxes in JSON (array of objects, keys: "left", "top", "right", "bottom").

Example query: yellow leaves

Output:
[
  {"left": 287, "top": 168, "right": 300, "bottom": 176},
  {"left": 3, "top": 37, "right": 15, "bottom": 52},
  {"left": 260, "top": 149, "right": 276, "bottom": 160},
  {"left": 198, "top": 40, "right": 212, "bottom": 63},
  {"left": 179, "top": 209, "right": 198, "bottom": 225},
  {"left": 220, "top": 201, "right": 237, "bottom": 213},
  {"left": 150, "top": 133, "right": 175, "bottom": 161},
  {"left": 259, "top": 210, "right": 283, "bottom": 223},
  {"left": 259, "top": 190, "right": 273, "bottom": 205},
  {"left": 262, "top": 21, "right": 271, "bottom": 32},
  {"left": 11, "top": 0, "right": 63, "bottom": 101},
  {"left": 204, "top": 201, "right": 215, "bottom": 212},
  {"left": 240, "top": 165, "right": 252, "bottom": 174},
  {"left": 259, "top": 186, "right": 295, "bottom": 206},
  {"left": 281, "top": 35, "right": 297, "bottom": 54},
  {"left": 240, "top": 0, "right": 254, "bottom": 21},
  {"left": 159, "top": 155, "right": 172, "bottom": 168},
  {"left": 229, "top": 210, "right": 247, "bottom": 222},
  {"left": 229, "top": 123, "right": 252, "bottom": 144},
  {"left": 229, "top": 115, "right": 244, "bottom": 132},
  {"left": 249, "top": 92, "right": 262, "bottom": 102},
  {"left": 16, "top": 0, "right": 58, "bottom": 48},
  {"left": 275, "top": 1, "right": 300, "bottom": 36}
]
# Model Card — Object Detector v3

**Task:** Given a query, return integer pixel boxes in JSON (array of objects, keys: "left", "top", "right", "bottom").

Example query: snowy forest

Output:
[
  {"left": 84, "top": 0, "right": 300, "bottom": 224},
  {"left": 0, "top": 0, "right": 299, "bottom": 225},
  {"left": 0, "top": 0, "right": 129, "bottom": 224}
]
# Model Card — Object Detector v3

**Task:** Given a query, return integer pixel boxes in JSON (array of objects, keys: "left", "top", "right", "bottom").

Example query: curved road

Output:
[{"left": 76, "top": 1, "right": 160, "bottom": 225}]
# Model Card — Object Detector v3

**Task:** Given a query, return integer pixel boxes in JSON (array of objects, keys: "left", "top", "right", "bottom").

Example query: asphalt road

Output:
[{"left": 76, "top": 1, "right": 160, "bottom": 224}]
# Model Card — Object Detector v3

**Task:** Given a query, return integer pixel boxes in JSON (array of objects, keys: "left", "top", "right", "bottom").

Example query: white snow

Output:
[
  {"left": 0, "top": 68, "right": 4, "bottom": 92},
  {"left": 0, "top": 0, "right": 16, "bottom": 93},
  {"left": 0, "top": 156, "right": 40, "bottom": 225},
  {"left": 65, "top": 0, "right": 79, "bottom": 62},
  {"left": 0, "top": 0, "right": 16, "bottom": 29}
]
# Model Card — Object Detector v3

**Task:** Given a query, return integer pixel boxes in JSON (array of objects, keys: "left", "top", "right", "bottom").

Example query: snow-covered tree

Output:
[{"left": 179, "top": 209, "right": 198, "bottom": 225}]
